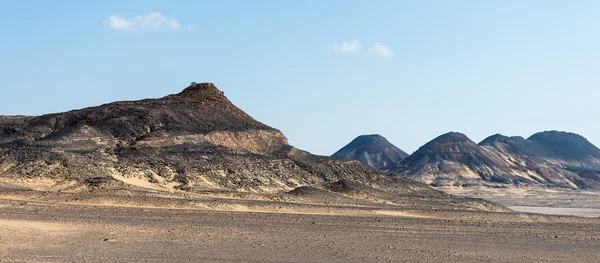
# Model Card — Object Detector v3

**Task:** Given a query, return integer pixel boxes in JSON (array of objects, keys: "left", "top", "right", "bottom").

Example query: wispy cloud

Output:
[
  {"left": 108, "top": 15, "right": 134, "bottom": 31},
  {"left": 329, "top": 40, "right": 361, "bottom": 53},
  {"left": 329, "top": 40, "right": 395, "bottom": 57},
  {"left": 108, "top": 12, "right": 181, "bottom": 31},
  {"left": 369, "top": 43, "right": 396, "bottom": 57}
]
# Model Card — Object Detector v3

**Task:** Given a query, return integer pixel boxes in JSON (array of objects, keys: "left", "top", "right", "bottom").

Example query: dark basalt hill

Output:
[
  {"left": 385, "top": 132, "right": 512, "bottom": 187},
  {"left": 478, "top": 134, "right": 535, "bottom": 156},
  {"left": 480, "top": 131, "right": 600, "bottom": 168},
  {"left": 0, "top": 83, "right": 276, "bottom": 145},
  {"left": 332, "top": 134, "right": 408, "bottom": 169},
  {"left": 527, "top": 131, "right": 600, "bottom": 169},
  {"left": 3, "top": 82, "right": 491, "bottom": 212},
  {"left": 386, "top": 131, "right": 600, "bottom": 189}
]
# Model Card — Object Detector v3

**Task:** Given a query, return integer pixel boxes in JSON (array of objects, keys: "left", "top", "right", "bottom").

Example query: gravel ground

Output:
[{"left": 1, "top": 195, "right": 599, "bottom": 263}]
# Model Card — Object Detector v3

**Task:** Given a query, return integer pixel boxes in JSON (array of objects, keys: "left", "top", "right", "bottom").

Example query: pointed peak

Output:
[
  {"left": 176, "top": 82, "right": 224, "bottom": 98},
  {"left": 159, "top": 82, "right": 234, "bottom": 108},
  {"left": 358, "top": 134, "right": 384, "bottom": 138},
  {"left": 353, "top": 134, "right": 387, "bottom": 141},
  {"left": 411, "top": 132, "right": 477, "bottom": 154},
  {"left": 180, "top": 82, "right": 220, "bottom": 94},
  {"left": 332, "top": 134, "right": 408, "bottom": 169},
  {"left": 345, "top": 134, "right": 396, "bottom": 149}
]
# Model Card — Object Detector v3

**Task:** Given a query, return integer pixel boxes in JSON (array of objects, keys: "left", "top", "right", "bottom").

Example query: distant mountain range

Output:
[
  {"left": 332, "top": 134, "right": 408, "bottom": 170},
  {"left": 333, "top": 131, "right": 600, "bottom": 189}
]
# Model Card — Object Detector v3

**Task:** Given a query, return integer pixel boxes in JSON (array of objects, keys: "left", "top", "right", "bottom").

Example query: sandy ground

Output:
[
  {"left": 440, "top": 187, "right": 600, "bottom": 217},
  {"left": 1, "top": 193, "right": 599, "bottom": 263}
]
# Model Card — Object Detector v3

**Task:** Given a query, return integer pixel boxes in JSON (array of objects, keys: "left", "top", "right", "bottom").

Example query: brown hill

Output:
[{"left": 0, "top": 82, "right": 445, "bottom": 200}]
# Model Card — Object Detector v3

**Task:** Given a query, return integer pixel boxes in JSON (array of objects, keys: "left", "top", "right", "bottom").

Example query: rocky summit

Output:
[
  {"left": 331, "top": 134, "right": 408, "bottom": 170},
  {"left": 385, "top": 131, "right": 600, "bottom": 189}
]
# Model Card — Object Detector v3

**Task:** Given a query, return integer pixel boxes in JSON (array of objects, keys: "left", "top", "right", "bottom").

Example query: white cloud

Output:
[
  {"left": 107, "top": 12, "right": 181, "bottom": 31},
  {"left": 369, "top": 43, "right": 396, "bottom": 57},
  {"left": 108, "top": 15, "right": 134, "bottom": 31},
  {"left": 329, "top": 40, "right": 361, "bottom": 53}
]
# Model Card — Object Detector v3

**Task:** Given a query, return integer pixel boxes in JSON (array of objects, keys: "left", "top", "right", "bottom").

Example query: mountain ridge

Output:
[{"left": 382, "top": 131, "right": 600, "bottom": 189}]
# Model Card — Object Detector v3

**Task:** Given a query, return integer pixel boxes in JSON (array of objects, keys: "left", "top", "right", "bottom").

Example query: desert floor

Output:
[
  {"left": 1, "top": 191, "right": 599, "bottom": 263},
  {"left": 441, "top": 187, "right": 600, "bottom": 218}
]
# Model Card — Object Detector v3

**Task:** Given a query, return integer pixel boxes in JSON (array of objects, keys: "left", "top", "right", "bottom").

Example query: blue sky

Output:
[{"left": 1, "top": 0, "right": 599, "bottom": 155}]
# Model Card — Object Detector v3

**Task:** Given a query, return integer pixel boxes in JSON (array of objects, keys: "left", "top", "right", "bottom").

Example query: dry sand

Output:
[{"left": 1, "top": 191, "right": 599, "bottom": 263}]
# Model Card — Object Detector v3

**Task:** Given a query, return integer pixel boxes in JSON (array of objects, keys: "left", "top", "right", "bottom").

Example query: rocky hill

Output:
[
  {"left": 331, "top": 134, "right": 408, "bottom": 169},
  {"left": 1, "top": 82, "right": 466, "bottom": 205},
  {"left": 385, "top": 131, "right": 600, "bottom": 189},
  {"left": 527, "top": 131, "right": 600, "bottom": 170}
]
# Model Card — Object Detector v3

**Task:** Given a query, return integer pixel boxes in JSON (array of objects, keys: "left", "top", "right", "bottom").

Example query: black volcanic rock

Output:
[
  {"left": 387, "top": 131, "right": 600, "bottom": 189},
  {"left": 527, "top": 131, "right": 600, "bottom": 169},
  {"left": 479, "top": 131, "right": 600, "bottom": 187},
  {"left": 332, "top": 134, "right": 408, "bottom": 169},
  {"left": 386, "top": 132, "right": 508, "bottom": 186},
  {"left": 478, "top": 134, "right": 534, "bottom": 156},
  {"left": 402, "top": 132, "right": 497, "bottom": 170},
  {"left": 0, "top": 82, "right": 274, "bottom": 145},
  {"left": 0, "top": 82, "right": 446, "bottom": 199},
  {"left": 479, "top": 131, "right": 600, "bottom": 170},
  {"left": 407, "top": 132, "right": 478, "bottom": 154}
]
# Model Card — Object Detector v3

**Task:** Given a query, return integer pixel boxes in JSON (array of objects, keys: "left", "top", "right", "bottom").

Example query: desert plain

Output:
[{"left": 1, "top": 186, "right": 599, "bottom": 263}]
